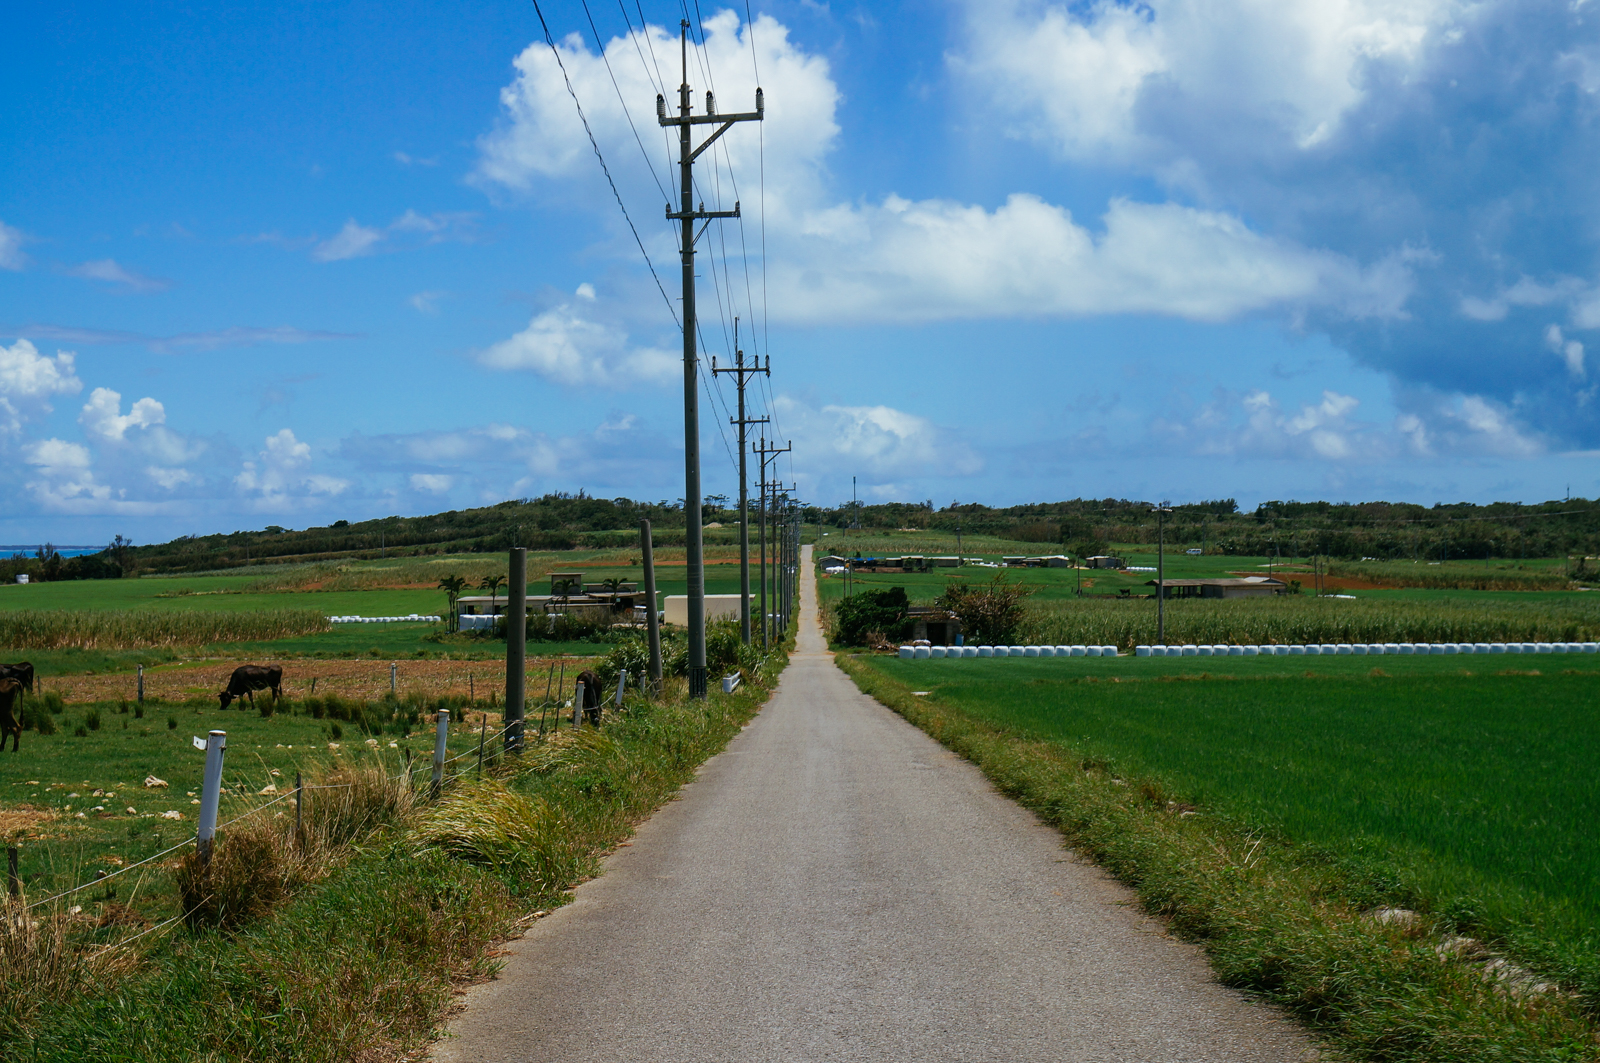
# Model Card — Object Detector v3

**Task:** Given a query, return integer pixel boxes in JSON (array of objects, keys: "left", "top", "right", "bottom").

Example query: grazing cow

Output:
[
  {"left": 218, "top": 664, "right": 284, "bottom": 710},
  {"left": 0, "top": 678, "right": 21, "bottom": 752},
  {"left": 0, "top": 661, "right": 34, "bottom": 694},
  {"left": 575, "top": 669, "right": 603, "bottom": 726}
]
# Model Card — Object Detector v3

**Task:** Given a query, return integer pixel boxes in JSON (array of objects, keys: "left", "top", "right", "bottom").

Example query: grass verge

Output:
[
  {"left": 4, "top": 638, "right": 791, "bottom": 1062},
  {"left": 836, "top": 652, "right": 1600, "bottom": 1063}
]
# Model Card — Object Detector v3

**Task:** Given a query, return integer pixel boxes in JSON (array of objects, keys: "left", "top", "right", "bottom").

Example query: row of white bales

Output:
[{"left": 899, "top": 641, "right": 1600, "bottom": 659}]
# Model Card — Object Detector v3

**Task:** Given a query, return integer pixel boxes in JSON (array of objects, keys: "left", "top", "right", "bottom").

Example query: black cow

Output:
[
  {"left": 0, "top": 661, "right": 34, "bottom": 694},
  {"left": 0, "top": 678, "right": 21, "bottom": 753},
  {"left": 219, "top": 664, "right": 284, "bottom": 710},
  {"left": 575, "top": 669, "right": 603, "bottom": 726}
]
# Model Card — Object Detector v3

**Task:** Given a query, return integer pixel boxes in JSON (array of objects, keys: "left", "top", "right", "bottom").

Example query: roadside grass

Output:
[
  {"left": 4, "top": 635, "right": 792, "bottom": 1062},
  {"left": 840, "top": 654, "right": 1600, "bottom": 1061}
]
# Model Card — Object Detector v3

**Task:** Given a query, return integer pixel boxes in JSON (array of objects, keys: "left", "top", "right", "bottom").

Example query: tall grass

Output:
[
  {"left": 1327, "top": 560, "right": 1574, "bottom": 591},
  {"left": 1020, "top": 595, "right": 1600, "bottom": 648},
  {"left": 0, "top": 609, "right": 330, "bottom": 649}
]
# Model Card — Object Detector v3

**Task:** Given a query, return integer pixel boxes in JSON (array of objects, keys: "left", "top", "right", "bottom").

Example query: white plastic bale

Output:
[
  {"left": 1038, "top": 646, "right": 1056, "bottom": 658},
  {"left": 1071, "top": 646, "right": 1088, "bottom": 657},
  {"left": 930, "top": 646, "right": 947, "bottom": 658},
  {"left": 1243, "top": 645, "right": 1259, "bottom": 656},
  {"left": 899, "top": 646, "right": 914, "bottom": 659},
  {"left": 1010, "top": 646, "right": 1027, "bottom": 656},
  {"left": 1103, "top": 646, "right": 1119, "bottom": 657},
  {"left": 914, "top": 646, "right": 932, "bottom": 659},
  {"left": 1136, "top": 646, "right": 1152, "bottom": 657},
  {"left": 1086, "top": 646, "right": 1102, "bottom": 657},
  {"left": 1055, "top": 646, "right": 1072, "bottom": 656},
  {"left": 978, "top": 646, "right": 994, "bottom": 657},
  {"left": 1024, "top": 646, "right": 1041, "bottom": 657}
]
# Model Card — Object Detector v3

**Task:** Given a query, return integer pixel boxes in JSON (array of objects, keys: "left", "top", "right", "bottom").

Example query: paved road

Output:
[{"left": 434, "top": 547, "right": 1315, "bottom": 1062}]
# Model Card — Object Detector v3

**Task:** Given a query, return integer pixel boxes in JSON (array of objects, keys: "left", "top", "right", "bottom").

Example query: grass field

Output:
[
  {"left": 0, "top": 550, "right": 763, "bottom": 677},
  {"left": 816, "top": 551, "right": 1600, "bottom": 647},
  {"left": 857, "top": 652, "right": 1600, "bottom": 999}
]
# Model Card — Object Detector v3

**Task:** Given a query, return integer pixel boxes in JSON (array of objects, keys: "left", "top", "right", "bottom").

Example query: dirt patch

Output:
[{"left": 44, "top": 657, "right": 596, "bottom": 704}]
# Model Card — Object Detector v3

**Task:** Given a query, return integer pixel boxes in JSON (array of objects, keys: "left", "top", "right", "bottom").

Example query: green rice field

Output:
[{"left": 858, "top": 651, "right": 1600, "bottom": 995}]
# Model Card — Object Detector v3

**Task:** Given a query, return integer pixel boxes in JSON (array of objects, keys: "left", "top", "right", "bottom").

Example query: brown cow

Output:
[
  {"left": 0, "top": 678, "right": 21, "bottom": 752},
  {"left": 575, "top": 669, "right": 603, "bottom": 726},
  {"left": 218, "top": 664, "right": 284, "bottom": 709}
]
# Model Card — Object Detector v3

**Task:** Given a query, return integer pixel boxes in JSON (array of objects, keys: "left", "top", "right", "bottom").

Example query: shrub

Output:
[
  {"left": 330, "top": 722, "right": 344, "bottom": 740},
  {"left": 832, "top": 586, "right": 913, "bottom": 646},
  {"left": 72, "top": 725, "right": 88, "bottom": 738},
  {"left": 177, "top": 825, "right": 294, "bottom": 931},
  {"left": 166, "top": 716, "right": 177, "bottom": 730},
  {"left": 132, "top": 703, "right": 143, "bottom": 719},
  {"left": 42, "top": 692, "right": 64, "bottom": 715},
  {"left": 83, "top": 710, "right": 101, "bottom": 732},
  {"left": 937, "top": 574, "right": 1034, "bottom": 645},
  {"left": 21, "top": 703, "right": 57, "bottom": 736}
]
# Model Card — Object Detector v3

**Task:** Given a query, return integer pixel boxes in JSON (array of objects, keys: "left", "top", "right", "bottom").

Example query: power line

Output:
[
  {"left": 527, "top": 0, "right": 678, "bottom": 327},
  {"left": 580, "top": 0, "right": 672, "bottom": 204}
]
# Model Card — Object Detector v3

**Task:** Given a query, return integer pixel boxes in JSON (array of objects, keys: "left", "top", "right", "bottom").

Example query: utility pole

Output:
[
  {"left": 658, "top": 20, "right": 764, "bottom": 698},
  {"left": 712, "top": 318, "right": 769, "bottom": 645},
  {"left": 753, "top": 436, "right": 790, "bottom": 648},
  {"left": 1152, "top": 503, "right": 1173, "bottom": 645}
]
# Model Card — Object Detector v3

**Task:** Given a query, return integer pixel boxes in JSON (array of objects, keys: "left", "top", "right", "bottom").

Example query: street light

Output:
[{"left": 1151, "top": 503, "right": 1173, "bottom": 645}]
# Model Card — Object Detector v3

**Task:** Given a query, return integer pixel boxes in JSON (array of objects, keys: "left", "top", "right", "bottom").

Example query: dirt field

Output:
[{"left": 42, "top": 656, "right": 597, "bottom": 704}]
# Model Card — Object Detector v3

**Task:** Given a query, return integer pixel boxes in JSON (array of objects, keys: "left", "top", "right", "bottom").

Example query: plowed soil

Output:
[{"left": 44, "top": 657, "right": 589, "bottom": 704}]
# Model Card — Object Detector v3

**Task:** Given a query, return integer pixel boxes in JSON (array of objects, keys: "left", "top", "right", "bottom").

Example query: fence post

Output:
[
  {"left": 7, "top": 846, "right": 18, "bottom": 899},
  {"left": 137, "top": 664, "right": 144, "bottom": 704},
  {"left": 294, "top": 771, "right": 303, "bottom": 852},
  {"left": 196, "top": 730, "right": 227, "bottom": 865},
  {"left": 640, "top": 519, "right": 662, "bottom": 694},
  {"left": 469, "top": 674, "right": 474, "bottom": 703},
  {"left": 390, "top": 662, "right": 397, "bottom": 694},
  {"left": 573, "top": 681, "right": 585, "bottom": 728},
  {"left": 476, "top": 713, "right": 487, "bottom": 776},
  {"left": 310, "top": 676, "right": 317, "bottom": 695},
  {"left": 506, "top": 547, "right": 527, "bottom": 754},
  {"left": 431, "top": 709, "right": 450, "bottom": 797},
  {"left": 614, "top": 670, "right": 627, "bottom": 710}
]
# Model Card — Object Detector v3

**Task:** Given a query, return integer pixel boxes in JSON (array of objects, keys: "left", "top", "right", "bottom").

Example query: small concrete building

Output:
[
  {"left": 1086, "top": 555, "right": 1125, "bottom": 569},
  {"left": 907, "top": 605, "right": 962, "bottom": 646},
  {"left": 663, "top": 594, "right": 744, "bottom": 626},
  {"left": 1146, "top": 577, "right": 1287, "bottom": 600}
]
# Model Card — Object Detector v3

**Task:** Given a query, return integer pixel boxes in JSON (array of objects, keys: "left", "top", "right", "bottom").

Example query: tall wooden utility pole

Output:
[
  {"left": 1151, "top": 503, "right": 1172, "bottom": 645},
  {"left": 658, "top": 20, "right": 764, "bottom": 698},
  {"left": 754, "top": 437, "right": 790, "bottom": 649},
  {"left": 712, "top": 318, "right": 769, "bottom": 645}
]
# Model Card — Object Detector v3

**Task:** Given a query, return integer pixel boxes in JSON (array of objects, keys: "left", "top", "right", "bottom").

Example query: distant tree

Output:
[
  {"left": 438, "top": 574, "right": 467, "bottom": 632},
  {"left": 601, "top": 577, "right": 625, "bottom": 594},
  {"left": 479, "top": 573, "right": 507, "bottom": 615}
]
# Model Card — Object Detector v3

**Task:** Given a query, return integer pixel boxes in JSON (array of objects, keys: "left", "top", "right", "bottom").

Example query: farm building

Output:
[
  {"left": 1146, "top": 577, "right": 1288, "bottom": 600},
  {"left": 454, "top": 569, "right": 652, "bottom": 628},
  {"left": 1086, "top": 556, "right": 1125, "bottom": 569},
  {"left": 907, "top": 605, "right": 962, "bottom": 646},
  {"left": 664, "top": 594, "right": 744, "bottom": 626}
]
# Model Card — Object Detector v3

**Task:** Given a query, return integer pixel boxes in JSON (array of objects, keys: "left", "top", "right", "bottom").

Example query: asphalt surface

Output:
[{"left": 433, "top": 546, "right": 1316, "bottom": 1062}]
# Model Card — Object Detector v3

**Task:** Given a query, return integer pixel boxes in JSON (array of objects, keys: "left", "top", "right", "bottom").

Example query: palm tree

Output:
[
  {"left": 601, "top": 577, "right": 625, "bottom": 595},
  {"left": 437, "top": 574, "right": 467, "bottom": 632},
  {"left": 480, "top": 574, "right": 507, "bottom": 617}
]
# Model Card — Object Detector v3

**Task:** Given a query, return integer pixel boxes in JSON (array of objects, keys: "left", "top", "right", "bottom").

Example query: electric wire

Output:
[
  {"left": 579, "top": 0, "right": 672, "bottom": 204},
  {"left": 527, "top": 0, "right": 679, "bottom": 328}
]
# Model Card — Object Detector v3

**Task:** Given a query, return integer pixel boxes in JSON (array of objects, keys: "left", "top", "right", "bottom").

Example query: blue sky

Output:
[{"left": 4, "top": 0, "right": 1600, "bottom": 546}]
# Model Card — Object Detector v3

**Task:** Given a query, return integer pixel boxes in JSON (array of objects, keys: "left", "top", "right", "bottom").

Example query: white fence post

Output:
[
  {"left": 390, "top": 662, "right": 397, "bottom": 694},
  {"left": 573, "top": 681, "right": 586, "bottom": 728},
  {"left": 431, "top": 709, "right": 450, "bottom": 797},
  {"left": 196, "top": 730, "right": 227, "bottom": 864},
  {"left": 614, "top": 671, "right": 627, "bottom": 709}
]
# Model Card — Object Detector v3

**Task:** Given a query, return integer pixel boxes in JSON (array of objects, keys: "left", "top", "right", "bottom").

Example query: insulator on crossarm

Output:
[
  {"left": 756, "top": 87, "right": 764, "bottom": 114},
  {"left": 656, "top": 94, "right": 665, "bottom": 120},
  {"left": 705, "top": 91, "right": 715, "bottom": 115}
]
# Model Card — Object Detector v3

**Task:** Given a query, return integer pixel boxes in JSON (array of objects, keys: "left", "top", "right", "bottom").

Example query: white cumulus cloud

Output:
[
  {"left": 0, "top": 339, "right": 83, "bottom": 438},
  {"left": 236, "top": 428, "right": 348, "bottom": 505},
  {"left": 774, "top": 395, "right": 981, "bottom": 479},
  {"left": 313, "top": 221, "right": 385, "bottom": 262},
  {"left": 480, "top": 300, "right": 677, "bottom": 386}
]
